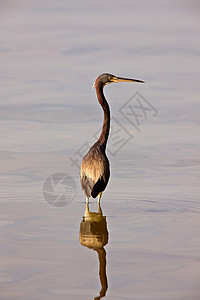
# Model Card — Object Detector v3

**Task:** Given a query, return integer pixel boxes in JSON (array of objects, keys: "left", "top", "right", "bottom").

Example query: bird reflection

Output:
[{"left": 79, "top": 202, "right": 109, "bottom": 299}]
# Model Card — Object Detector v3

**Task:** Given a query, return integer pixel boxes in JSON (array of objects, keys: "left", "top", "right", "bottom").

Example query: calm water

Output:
[{"left": 0, "top": 1, "right": 200, "bottom": 299}]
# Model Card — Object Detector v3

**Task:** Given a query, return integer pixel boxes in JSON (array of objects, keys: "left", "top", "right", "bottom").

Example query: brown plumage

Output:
[
  {"left": 80, "top": 73, "right": 144, "bottom": 203},
  {"left": 81, "top": 141, "right": 110, "bottom": 199}
]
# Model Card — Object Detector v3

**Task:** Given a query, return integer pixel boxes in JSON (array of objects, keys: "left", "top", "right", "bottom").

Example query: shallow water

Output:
[{"left": 1, "top": 1, "right": 200, "bottom": 299}]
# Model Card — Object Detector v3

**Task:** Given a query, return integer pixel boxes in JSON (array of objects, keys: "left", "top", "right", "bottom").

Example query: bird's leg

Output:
[
  {"left": 86, "top": 197, "right": 89, "bottom": 211},
  {"left": 98, "top": 192, "right": 102, "bottom": 204},
  {"left": 98, "top": 200, "right": 103, "bottom": 215},
  {"left": 84, "top": 198, "right": 90, "bottom": 218}
]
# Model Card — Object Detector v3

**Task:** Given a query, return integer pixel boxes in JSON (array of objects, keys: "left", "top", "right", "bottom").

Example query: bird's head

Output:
[{"left": 94, "top": 73, "right": 144, "bottom": 88}]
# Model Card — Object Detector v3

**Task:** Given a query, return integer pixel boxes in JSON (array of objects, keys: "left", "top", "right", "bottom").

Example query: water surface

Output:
[{"left": 0, "top": 1, "right": 200, "bottom": 299}]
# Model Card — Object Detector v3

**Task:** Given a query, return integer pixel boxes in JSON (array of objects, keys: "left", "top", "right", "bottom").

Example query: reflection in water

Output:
[{"left": 79, "top": 202, "right": 109, "bottom": 299}]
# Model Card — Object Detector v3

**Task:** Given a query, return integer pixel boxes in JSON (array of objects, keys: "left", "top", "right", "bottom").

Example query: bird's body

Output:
[
  {"left": 81, "top": 73, "right": 144, "bottom": 203},
  {"left": 81, "top": 141, "right": 110, "bottom": 199}
]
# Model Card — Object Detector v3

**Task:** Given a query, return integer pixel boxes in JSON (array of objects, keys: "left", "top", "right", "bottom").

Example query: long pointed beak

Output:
[{"left": 112, "top": 76, "right": 145, "bottom": 84}]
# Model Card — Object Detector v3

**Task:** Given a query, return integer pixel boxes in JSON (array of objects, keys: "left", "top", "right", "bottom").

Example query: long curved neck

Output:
[{"left": 96, "top": 83, "right": 110, "bottom": 148}]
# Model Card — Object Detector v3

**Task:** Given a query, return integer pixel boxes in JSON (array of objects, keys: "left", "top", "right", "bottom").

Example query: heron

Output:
[{"left": 80, "top": 73, "right": 144, "bottom": 204}]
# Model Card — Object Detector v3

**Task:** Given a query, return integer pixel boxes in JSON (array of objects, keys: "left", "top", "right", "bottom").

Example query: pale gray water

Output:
[{"left": 0, "top": 1, "right": 200, "bottom": 299}]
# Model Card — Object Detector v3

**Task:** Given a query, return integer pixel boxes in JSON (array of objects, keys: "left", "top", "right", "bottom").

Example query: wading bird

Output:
[{"left": 80, "top": 73, "right": 144, "bottom": 204}]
